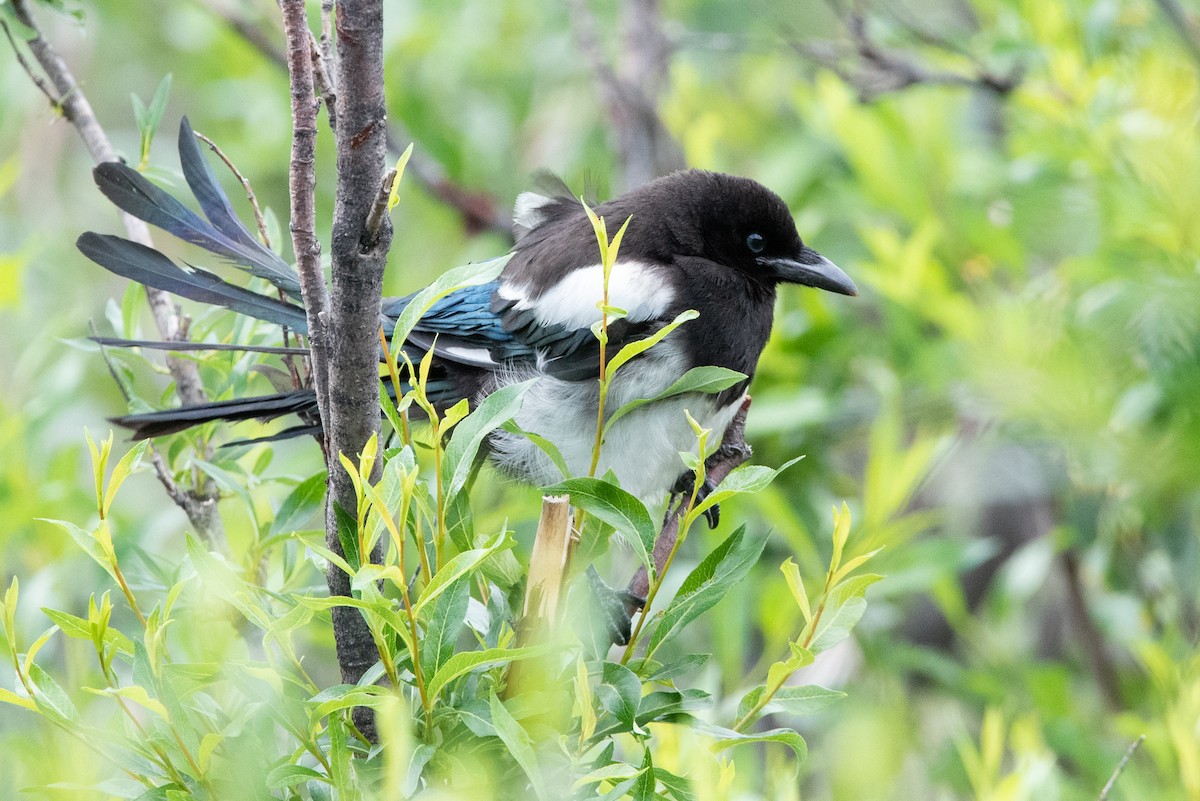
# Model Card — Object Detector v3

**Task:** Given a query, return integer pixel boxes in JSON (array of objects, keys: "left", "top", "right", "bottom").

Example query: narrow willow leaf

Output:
[
  {"left": 605, "top": 309, "right": 698, "bottom": 379},
  {"left": 442, "top": 380, "right": 534, "bottom": 501},
  {"left": 413, "top": 530, "right": 512, "bottom": 616},
  {"left": 645, "top": 525, "right": 769, "bottom": 657},
  {"left": 270, "top": 471, "right": 327, "bottom": 536},
  {"left": 603, "top": 366, "right": 746, "bottom": 435},
  {"left": 102, "top": 440, "right": 148, "bottom": 518},
  {"left": 426, "top": 645, "right": 549, "bottom": 702},
  {"left": 542, "top": 477, "right": 655, "bottom": 576},
  {"left": 388, "top": 255, "right": 510, "bottom": 355},
  {"left": 490, "top": 694, "right": 548, "bottom": 801},
  {"left": 780, "top": 558, "right": 812, "bottom": 624},
  {"left": 688, "top": 457, "right": 805, "bottom": 523}
]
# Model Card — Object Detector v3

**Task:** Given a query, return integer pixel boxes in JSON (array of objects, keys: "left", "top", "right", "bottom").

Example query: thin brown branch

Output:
[
  {"left": 200, "top": 0, "right": 510, "bottom": 239},
  {"left": 1062, "top": 549, "right": 1124, "bottom": 711},
  {"left": 309, "top": 28, "right": 337, "bottom": 130},
  {"left": 279, "top": 0, "right": 332, "bottom": 439},
  {"left": 8, "top": 0, "right": 223, "bottom": 542},
  {"left": 1153, "top": 0, "right": 1200, "bottom": 66},
  {"left": 362, "top": 168, "right": 397, "bottom": 248},
  {"left": 792, "top": 9, "right": 1020, "bottom": 102},
  {"left": 1098, "top": 735, "right": 1145, "bottom": 801},
  {"left": 1, "top": 20, "right": 58, "bottom": 105},
  {"left": 626, "top": 396, "right": 754, "bottom": 606},
  {"left": 193, "top": 130, "right": 272, "bottom": 247}
]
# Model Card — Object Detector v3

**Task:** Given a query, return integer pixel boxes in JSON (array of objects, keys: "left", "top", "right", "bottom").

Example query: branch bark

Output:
[
  {"left": 327, "top": 0, "right": 393, "bottom": 739},
  {"left": 5, "top": 0, "right": 223, "bottom": 545}
]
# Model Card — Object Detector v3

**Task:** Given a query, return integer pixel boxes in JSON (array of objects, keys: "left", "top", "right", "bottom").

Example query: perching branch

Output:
[
  {"left": 626, "top": 396, "right": 754, "bottom": 606},
  {"left": 4, "top": 0, "right": 224, "bottom": 545}
]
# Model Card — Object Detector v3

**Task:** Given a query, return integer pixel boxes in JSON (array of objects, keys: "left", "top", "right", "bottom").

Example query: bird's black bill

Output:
[{"left": 761, "top": 247, "right": 858, "bottom": 296}]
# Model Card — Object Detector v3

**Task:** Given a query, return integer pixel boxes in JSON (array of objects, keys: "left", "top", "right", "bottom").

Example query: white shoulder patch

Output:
[
  {"left": 512, "top": 192, "right": 556, "bottom": 234},
  {"left": 514, "top": 260, "right": 675, "bottom": 330}
]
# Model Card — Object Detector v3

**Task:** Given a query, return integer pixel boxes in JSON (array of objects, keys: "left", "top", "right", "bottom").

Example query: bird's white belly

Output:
[{"left": 486, "top": 347, "right": 744, "bottom": 500}]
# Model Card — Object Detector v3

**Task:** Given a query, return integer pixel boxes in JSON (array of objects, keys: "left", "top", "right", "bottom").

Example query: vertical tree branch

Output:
[
  {"left": 279, "top": 0, "right": 332, "bottom": 436},
  {"left": 327, "top": 0, "right": 393, "bottom": 736},
  {"left": 6, "top": 0, "right": 223, "bottom": 544}
]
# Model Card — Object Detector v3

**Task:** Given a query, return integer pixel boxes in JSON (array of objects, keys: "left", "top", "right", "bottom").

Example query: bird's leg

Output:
[
  {"left": 670, "top": 470, "right": 721, "bottom": 529},
  {"left": 584, "top": 564, "right": 645, "bottom": 646}
]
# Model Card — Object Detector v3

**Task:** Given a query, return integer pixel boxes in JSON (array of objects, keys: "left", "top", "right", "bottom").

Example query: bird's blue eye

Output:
[{"left": 746, "top": 233, "right": 765, "bottom": 254}]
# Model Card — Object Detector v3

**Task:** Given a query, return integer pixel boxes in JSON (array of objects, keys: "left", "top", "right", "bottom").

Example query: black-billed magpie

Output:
[{"left": 78, "top": 119, "right": 856, "bottom": 507}]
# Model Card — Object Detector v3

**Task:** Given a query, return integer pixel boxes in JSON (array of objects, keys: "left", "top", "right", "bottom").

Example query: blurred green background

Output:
[{"left": 2, "top": 0, "right": 1199, "bottom": 798}]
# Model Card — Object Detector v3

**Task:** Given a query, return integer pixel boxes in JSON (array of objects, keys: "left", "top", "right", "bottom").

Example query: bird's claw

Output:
[
  {"left": 585, "top": 565, "right": 643, "bottom": 646},
  {"left": 671, "top": 471, "right": 721, "bottom": 529}
]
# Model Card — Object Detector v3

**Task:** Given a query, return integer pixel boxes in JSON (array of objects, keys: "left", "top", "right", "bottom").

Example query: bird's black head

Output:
[{"left": 618, "top": 170, "right": 858, "bottom": 296}]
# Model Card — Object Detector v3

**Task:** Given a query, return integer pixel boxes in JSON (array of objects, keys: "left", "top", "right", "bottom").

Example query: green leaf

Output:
[
  {"left": 603, "top": 366, "right": 746, "bottom": 435},
  {"left": 28, "top": 663, "right": 78, "bottom": 724},
  {"left": 37, "top": 519, "right": 116, "bottom": 580},
  {"left": 736, "top": 683, "right": 845, "bottom": 723},
  {"left": 605, "top": 309, "right": 698, "bottom": 379},
  {"left": 419, "top": 577, "right": 470, "bottom": 683},
  {"left": 442, "top": 380, "right": 534, "bottom": 502},
  {"left": 413, "top": 530, "right": 513, "bottom": 616},
  {"left": 490, "top": 694, "right": 548, "bottom": 801},
  {"left": 266, "top": 764, "right": 327, "bottom": 789},
  {"left": 86, "top": 685, "right": 170, "bottom": 721},
  {"left": 426, "top": 645, "right": 549, "bottom": 702},
  {"left": 500, "top": 419, "right": 571, "bottom": 480},
  {"left": 806, "top": 573, "right": 882, "bottom": 655},
  {"left": 596, "top": 661, "right": 642, "bottom": 734},
  {"left": 102, "top": 440, "right": 148, "bottom": 517},
  {"left": 271, "top": 472, "right": 327, "bottom": 535},
  {"left": 688, "top": 457, "right": 805, "bottom": 523},
  {"left": 706, "top": 723, "right": 808, "bottom": 761},
  {"left": 630, "top": 749, "right": 655, "bottom": 801},
  {"left": 645, "top": 525, "right": 769, "bottom": 657},
  {"left": 543, "top": 477, "right": 655, "bottom": 576},
  {"left": 389, "top": 255, "right": 510, "bottom": 355},
  {"left": 41, "top": 608, "right": 133, "bottom": 655}
]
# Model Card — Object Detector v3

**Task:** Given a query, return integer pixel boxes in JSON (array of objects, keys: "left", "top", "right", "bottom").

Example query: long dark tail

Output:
[
  {"left": 110, "top": 390, "right": 320, "bottom": 441},
  {"left": 80, "top": 118, "right": 322, "bottom": 441}
]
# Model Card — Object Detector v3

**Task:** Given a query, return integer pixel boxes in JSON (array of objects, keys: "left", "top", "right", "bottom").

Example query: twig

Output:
[
  {"left": 309, "top": 29, "right": 337, "bottom": 130},
  {"left": 193, "top": 127, "right": 306, "bottom": 388},
  {"left": 279, "top": 0, "right": 332, "bottom": 441},
  {"left": 197, "top": 0, "right": 510, "bottom": 239},
  {"left": 791, "top": 8, "right": 1021, "bottom": 102},
  {"left": 1062, "top": 550, "right": 1123, "bottom": 710},
  {"left": 626, "top": 396, "right": 754, "bottom": 605},
  {"left": 7, "top": 0, "right": 224, "bottom": 543},
  {"left": 1152, "top": 0, "right": 1200, "bottom": 66},
  {"left": 1098, "top": 735, "right": 1145, "bottom": 800},
  {"left": 193, "top": 130, "right": 272, "bottom": 247},
  {"left": 362, "top": 168, "right": 397, "bottom": 249},
  {"left": 1, "top": 20, "right": 58, "bottom": 105}
]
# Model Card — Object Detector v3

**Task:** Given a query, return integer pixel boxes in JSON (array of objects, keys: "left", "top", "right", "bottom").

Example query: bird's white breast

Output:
[{"left": 486, "top": 343, "right": 744, "bottom": 500}]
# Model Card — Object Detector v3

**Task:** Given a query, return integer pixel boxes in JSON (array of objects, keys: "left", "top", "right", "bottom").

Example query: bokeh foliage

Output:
[{"left": 1, "top": 0, "right": 1199, "bottom": 798}]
